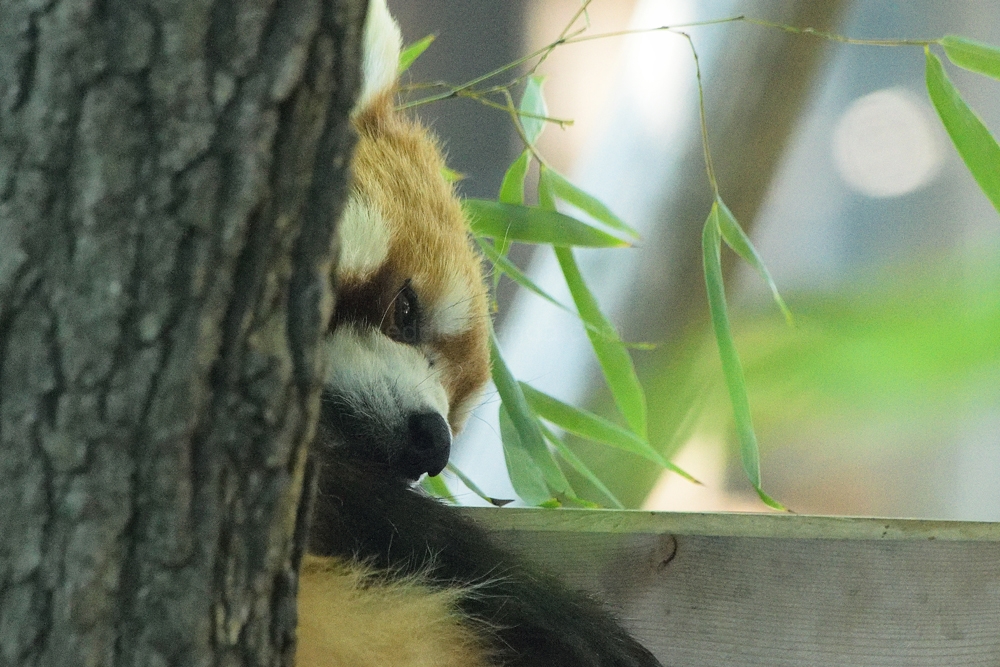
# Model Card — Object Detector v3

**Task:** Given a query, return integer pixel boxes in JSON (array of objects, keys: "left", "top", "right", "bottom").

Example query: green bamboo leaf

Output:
[
  {"left": 522, "top": 383, "right": 700, "bottom": 484},
  {"left": 520, "top": 75, "right": 548, "bottom": 145},
  {"left": 553, "top": 247, "right": 648, "bottom": 439},
  {"left": 441, "top": 166, "right": 465, "bottom": 183},
  {"left": 495, "top": 151, "right": 532, "bottom": 261},
  {"left": 477, "top": 237, "right": 574, "bottom": 312},
  {"left": 925, "top": 49, "right": 1000, "bottom": 215},
  {"left": 465, "top": 200, "right": 630, "bottom": 248},
  {"left": 755, "top": 485, "right": 787, "bottom": 512},
  {"left": 478, "top": 238, "right": 652, "bottom": 348},
  {"left": 941, "top": 35, "right": 1000, "bottom": 81},
  {"left": 498, "top": 405, "right": 551, "bottom": 505},
  {"left": 540, "top": 168, "right": 641, "bottom": 240},
  {"left": 561, "top": 496, "right": 601, "bottom": 509},
  {"left": 536, "top": 421, "right": 624, "bottom": 509},
  {"left": 703, "top": 203, "right": 783, "bottom": 510},
  {"left": 445, "top": 463, "right": 513, "bottom": 507},
  {"left": 499, "top": 150, "right": 531, "bottom": 205},
  {"left": 490, "top": 330, "right": 572, "bottom": 497},
  {"left": 535, "top": 169, "right": 647, "bottom": 438},
  {"left": 420, "top": 474, "right": 455, "bottom": 503},
  {"left": 398, "top": 34, "right": 435, "bottom": 73},
  {"left": 715, "top": 198, "right": 793, "bottom": 325},
  {"left": 476, "top": 238, "right": 656, "bottom": 350}
]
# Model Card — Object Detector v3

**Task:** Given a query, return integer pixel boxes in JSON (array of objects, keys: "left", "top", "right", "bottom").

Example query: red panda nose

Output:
[{"left": 407, "top": 412, "right": 452, "bottom": 478}]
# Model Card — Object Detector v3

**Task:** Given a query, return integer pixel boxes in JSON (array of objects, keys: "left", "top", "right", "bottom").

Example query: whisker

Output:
[{"left": 378, "top": 281, "right": 411, "bottom": 329}]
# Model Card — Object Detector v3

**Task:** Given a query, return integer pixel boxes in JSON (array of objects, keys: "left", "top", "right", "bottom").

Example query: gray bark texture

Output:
[{"left": 0, "top": 0, "right": 366, "bottom": 665}]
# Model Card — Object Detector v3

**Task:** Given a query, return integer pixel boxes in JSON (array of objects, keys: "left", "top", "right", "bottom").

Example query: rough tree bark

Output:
[{"left": 0, "top": 0, "right": 365, "bottom": 664}]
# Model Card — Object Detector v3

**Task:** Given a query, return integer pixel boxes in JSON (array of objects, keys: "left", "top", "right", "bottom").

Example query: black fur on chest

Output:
[{"left": 306, "top": 422, "right": 663, "bottom": 667}]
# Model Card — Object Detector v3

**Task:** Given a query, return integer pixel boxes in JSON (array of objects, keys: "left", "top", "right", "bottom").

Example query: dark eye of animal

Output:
[{"left": 393, "top": 281, "right": 421, "bottom": 345}]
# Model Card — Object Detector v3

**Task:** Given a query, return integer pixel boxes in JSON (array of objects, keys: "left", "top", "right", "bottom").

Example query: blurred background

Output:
[{"left": 387, "top": 0, "right": 1000, "bottom": 520}]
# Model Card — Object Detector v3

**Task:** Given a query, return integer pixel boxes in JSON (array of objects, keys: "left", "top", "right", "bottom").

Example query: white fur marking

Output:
[
  {"left": 337, "top": 195, "right": 391, "bottom": 278},
  {"left": 325, "top": 325, "right": 451, "bottom": 427},
  {"left": 354, "top": 0, "right": 402, "bottom": 116},
  {"left": 430, "top": 273, "right": 477, "bottom": 338}
]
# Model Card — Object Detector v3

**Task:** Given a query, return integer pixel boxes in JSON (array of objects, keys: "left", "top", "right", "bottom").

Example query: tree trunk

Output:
[{"left": 0, "top": 0, "right": 365, "bottom": 664}]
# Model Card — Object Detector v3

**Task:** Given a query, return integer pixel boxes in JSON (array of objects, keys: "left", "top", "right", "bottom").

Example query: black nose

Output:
[{"left": 405, "top": 412, "right": 452, "bottom": 478}]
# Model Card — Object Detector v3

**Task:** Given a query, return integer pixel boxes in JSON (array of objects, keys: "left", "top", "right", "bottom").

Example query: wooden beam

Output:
[{"left": 468, "top": 508, "right": 1000, "bottom": 665}]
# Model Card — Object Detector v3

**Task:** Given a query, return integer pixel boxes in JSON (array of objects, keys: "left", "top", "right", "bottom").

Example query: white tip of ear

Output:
[{"left": 354, "top": 0, "right": 402, "bottom": 116}]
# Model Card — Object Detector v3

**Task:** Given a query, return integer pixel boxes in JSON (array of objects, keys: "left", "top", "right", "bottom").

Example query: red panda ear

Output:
[{"left": 354, "top": 0, "right": 402, "bottom": 118}]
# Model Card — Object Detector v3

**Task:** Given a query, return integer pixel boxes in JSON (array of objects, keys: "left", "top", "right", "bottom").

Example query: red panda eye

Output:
[{"left": 392, "top": 282, "right": 421, "bottom": 345}]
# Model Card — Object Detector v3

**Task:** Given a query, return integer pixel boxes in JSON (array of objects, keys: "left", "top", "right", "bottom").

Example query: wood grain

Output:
[{"left": 468, "top": 509, "right": 1000, "bottom": 666}]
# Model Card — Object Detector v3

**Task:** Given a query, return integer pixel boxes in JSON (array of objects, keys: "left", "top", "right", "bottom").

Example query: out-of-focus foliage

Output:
[{"left": 397, "top": 19, "right": 1000, "bottom": 510}]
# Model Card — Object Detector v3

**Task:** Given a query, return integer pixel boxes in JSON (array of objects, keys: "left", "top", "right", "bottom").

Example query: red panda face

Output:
[{"left": 322, "top": 33, "right": 490, "bottom": 480}]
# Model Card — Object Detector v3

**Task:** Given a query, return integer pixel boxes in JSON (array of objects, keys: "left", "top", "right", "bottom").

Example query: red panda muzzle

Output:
[
  {"left": 405, "top": 411, "right": 451, "bottom": 478},
  {"left": 319, "top": 385, "right": 451, "bottom": 481}
]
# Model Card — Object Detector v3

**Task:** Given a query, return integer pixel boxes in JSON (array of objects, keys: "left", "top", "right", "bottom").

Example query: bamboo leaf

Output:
[
  {"left": 478, "top": 238, "right": 652, "bottom": 348},
  {"left": 715, "top": 197, "right": 793, "bottom": 325},
  {"left": 446, "top": 463, "right": 513, "bottom": 507},
  {"left": 498, "top": 405, "right": 551, "bottom": 505},
  {"left": 554, "top": 247, "right": 648, "bottom": 439},
  {"left": 490, "top": 330, "right": 572, "bottom": 498},
  {"left": 754, "top": 485, "right": 787, "bottom": 512},
  {"left": 522, "top": 383, "right": 700, "bottom": 484},
  {"left": 703, "top": 203, "right": 783, "bottom": 510},
  {"left": 520, "top": 75, "right": 548, "bottom": 145},
  {"left": 941, "top": 35, "right": 1000, "bottom": 81},
  {"left": 499, "top": 150, "right": 531, "bottom": 205},
  {"left": 925, "top": 48, "right": 1000, "bottom": 215},
  {"left": 465, "top": 200, "right": 630, "bottom": 248},
  {"left": 441, "top": 166, "right": 465, "bottom": 183},
  {"left": 420, "top": 474, "right": 455, "bottom": 503},
  {"left": 398, "top": 34, "right": 435, "bottom": 73},
  {"left": 541, "top": 168, "right": 641, "bottom": 240},
  {"left": 536, "top": 169, "right": 647, "bottom": 438},
  {"left": 536, "top": 421, "right": 624, "bottom": 509},
  {"left": 703, "top": 203, "right": 754, "bottom": 479},
  {"left": 477, "top": 237, "right": 575, "bottom": 312},
  {"left": 494, "top": 151, "right": 532, "bottom": 262}
]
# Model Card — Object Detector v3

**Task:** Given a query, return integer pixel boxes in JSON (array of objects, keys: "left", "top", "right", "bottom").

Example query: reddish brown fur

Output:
[{"left": 350, "top": 95, "right": 491, "bottom": 428}]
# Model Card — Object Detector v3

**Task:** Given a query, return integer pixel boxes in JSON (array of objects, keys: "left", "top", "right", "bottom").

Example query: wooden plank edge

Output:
[{"left": 459, "top": 508, "right": 1000, "bottom": 542}]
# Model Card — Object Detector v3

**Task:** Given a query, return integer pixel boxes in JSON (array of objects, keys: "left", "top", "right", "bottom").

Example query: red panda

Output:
[
  {"left": 296, "top": 2, "right": 662, "bottom": 666},
  {"left": 321, "top": 0, "right": 490, "bottom": 482}
]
